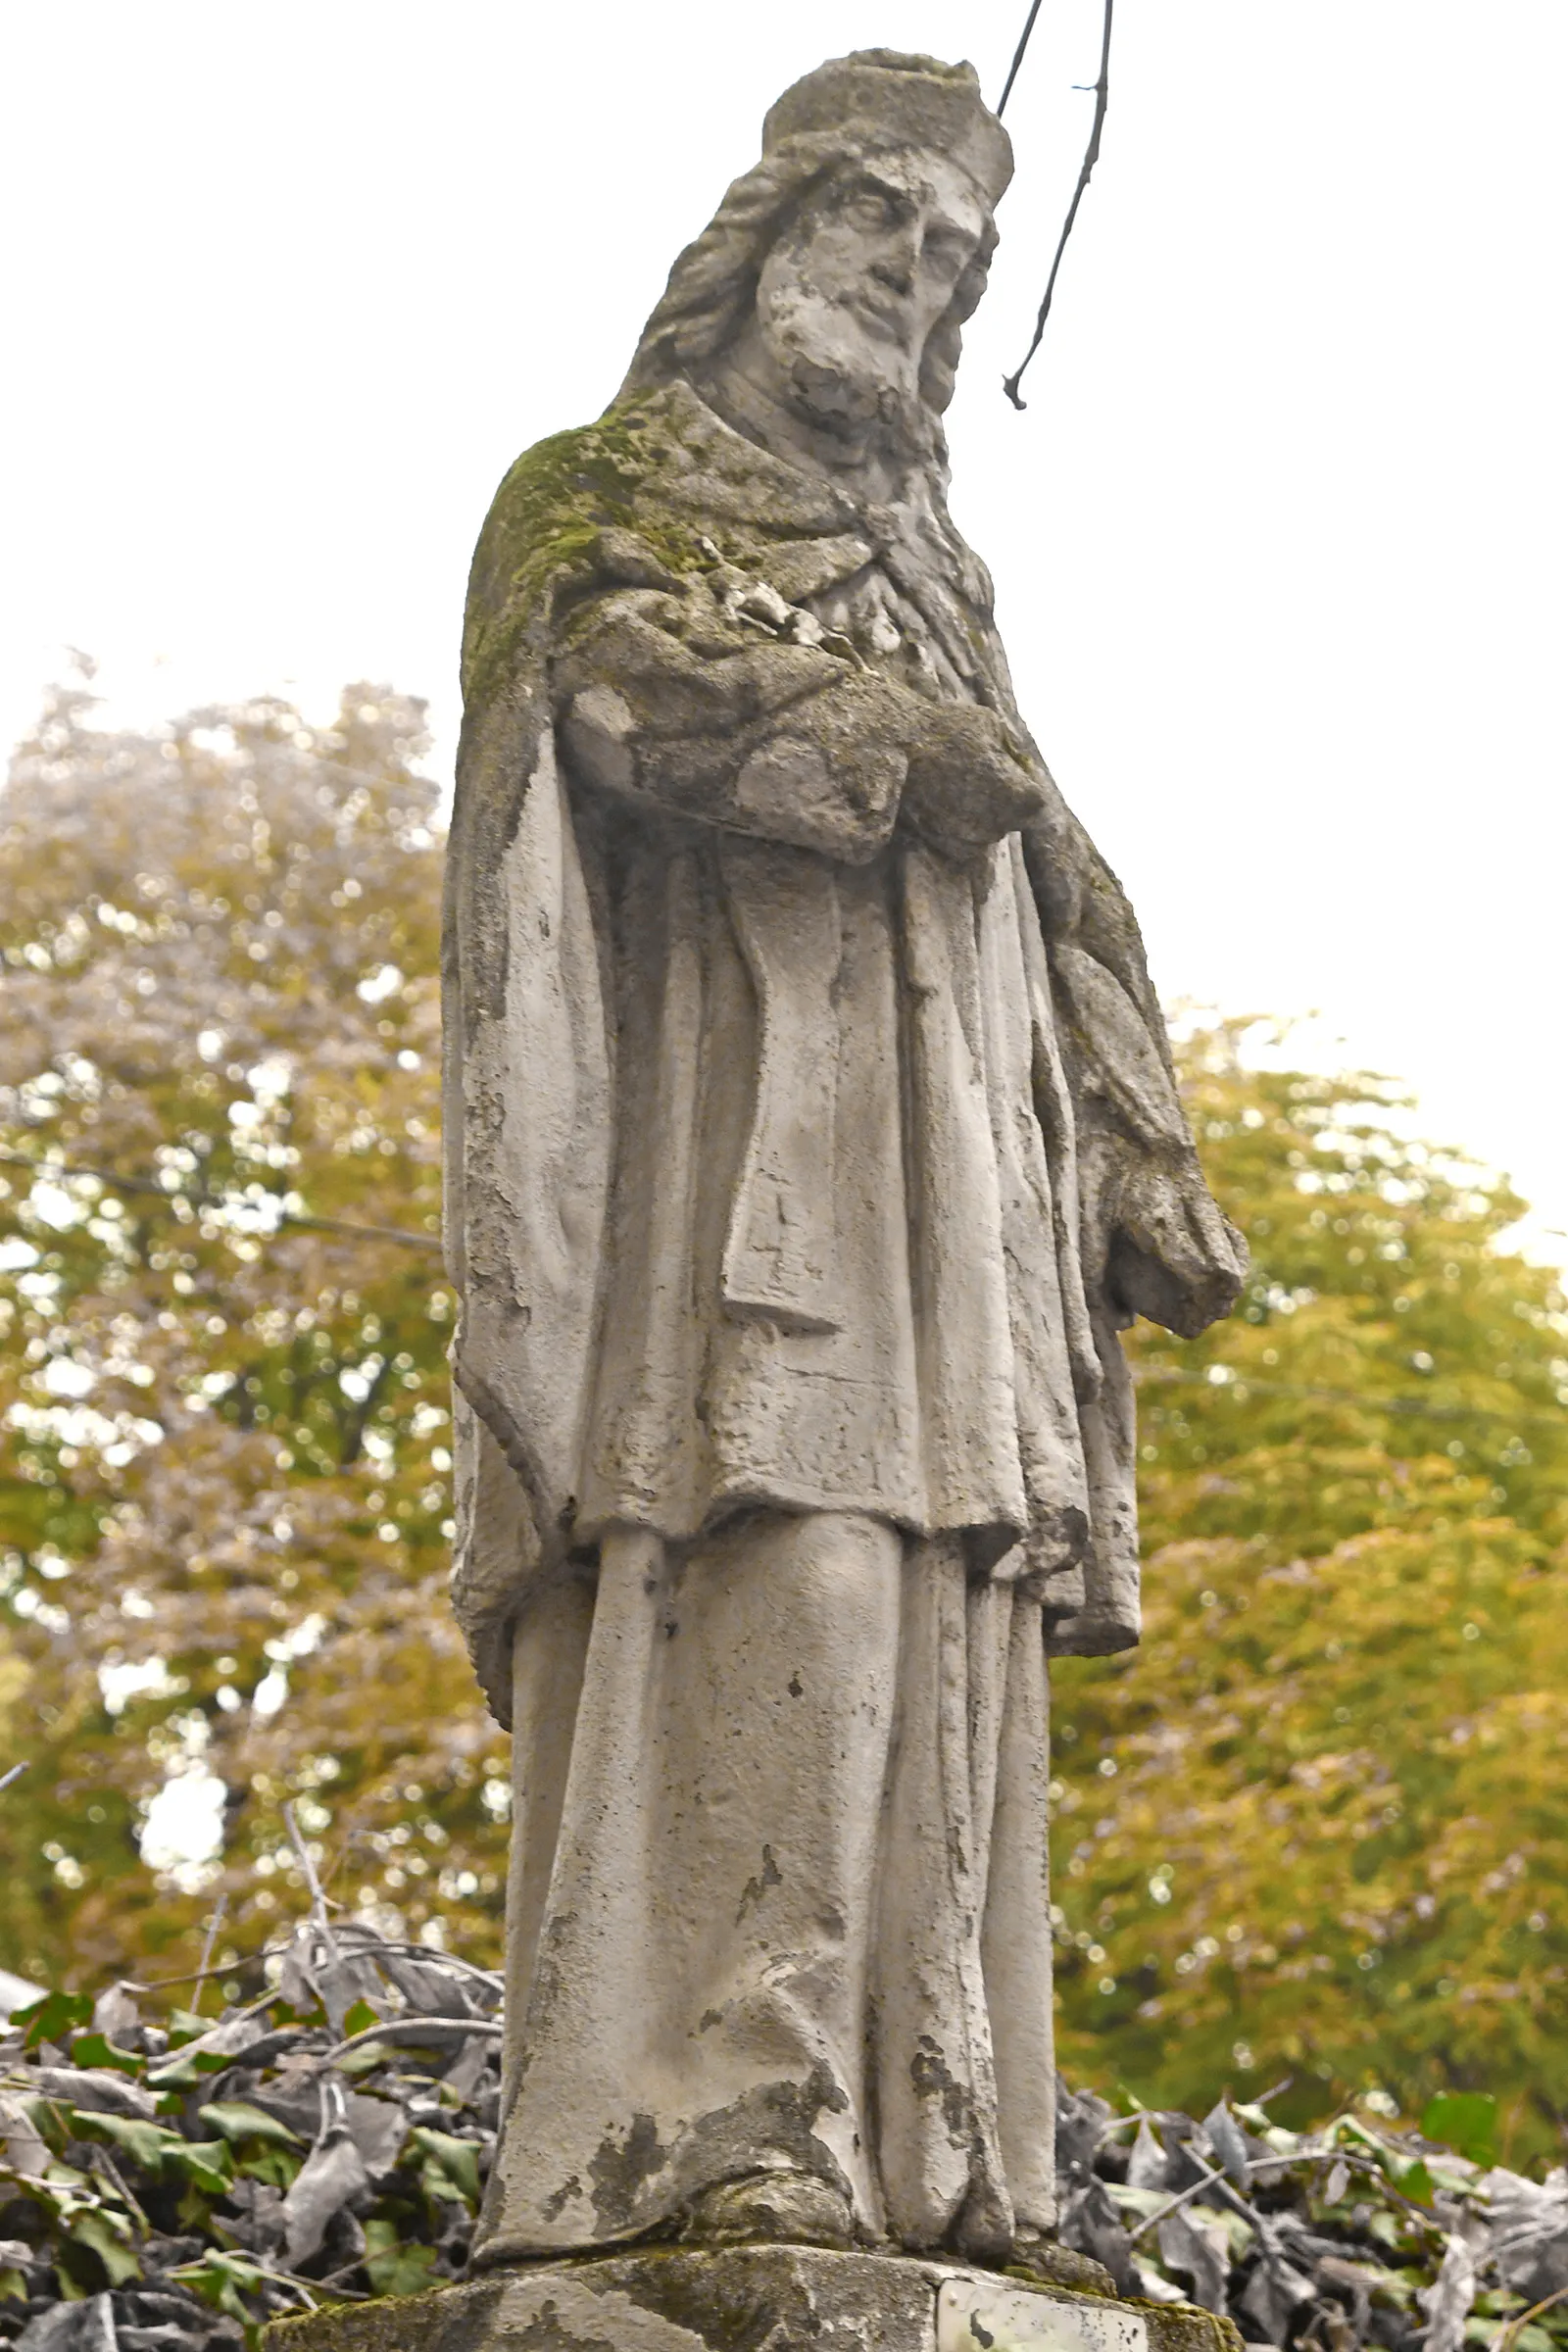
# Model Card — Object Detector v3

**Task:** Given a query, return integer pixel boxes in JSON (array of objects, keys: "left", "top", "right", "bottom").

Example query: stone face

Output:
[
  {"left": 263, "top": 2249, "right": 1243, "bottom": 2352},
  {"left": 442, "top": 44, "right": 1247, "bottom": 2273}
]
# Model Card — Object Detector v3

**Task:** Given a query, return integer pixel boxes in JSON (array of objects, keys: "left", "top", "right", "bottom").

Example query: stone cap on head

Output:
[{"left": 762, "top": 49, "right": 1013, "bottom": 208}]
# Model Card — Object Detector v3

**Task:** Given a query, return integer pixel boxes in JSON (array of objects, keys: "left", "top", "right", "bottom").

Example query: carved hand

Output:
[
  {"left": 557, "top": 587, "right": 1054, "bottom": 866},
  {"left": 558, "top": 589, "right": 911, "bottom": 860},
  {"left": 1105, "top": 1155, "right": 1249, "bottom": 1340},
  {"left": 899, "top": 704, "right": 1051, "bottom": 861}
]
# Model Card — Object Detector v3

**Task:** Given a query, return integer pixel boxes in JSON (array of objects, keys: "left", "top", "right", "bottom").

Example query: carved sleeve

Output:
[
  {"left": 554, "top": 585, "right": 913, "bottom": 861},
  {"left": 1021, "top": 778, "right": 1249, "bottom": 1342},
  {"left": 554, "top": 579, "right": 1048, "bottom": 865}
]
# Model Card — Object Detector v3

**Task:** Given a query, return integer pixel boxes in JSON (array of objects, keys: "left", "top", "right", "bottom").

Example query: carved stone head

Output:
[{"left": 621, "top": 52, "right": 1013, "bottom": 457}]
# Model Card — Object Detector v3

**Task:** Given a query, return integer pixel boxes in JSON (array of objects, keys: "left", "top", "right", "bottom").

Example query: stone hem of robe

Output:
[{"left": 475, "top": 1517, "right": 1056, "bottom": 2265}]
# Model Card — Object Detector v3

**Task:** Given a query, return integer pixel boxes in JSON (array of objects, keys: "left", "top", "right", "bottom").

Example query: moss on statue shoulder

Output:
[
  {"left": 460, "top": 387, "right": 840, "bottom": 713},
  {"left": 461, "top": 398, "right": 715, "bottom": 710}
]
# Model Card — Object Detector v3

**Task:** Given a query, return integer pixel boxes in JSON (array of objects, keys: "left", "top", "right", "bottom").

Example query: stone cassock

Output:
[{"left": 442, "top": 52, "right": 1245, "bottom": 2278}]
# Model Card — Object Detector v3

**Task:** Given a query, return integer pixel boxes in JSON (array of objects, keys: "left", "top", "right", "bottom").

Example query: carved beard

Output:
[{"left": 754, "top": 254, "right": 926, "bottom": 455}]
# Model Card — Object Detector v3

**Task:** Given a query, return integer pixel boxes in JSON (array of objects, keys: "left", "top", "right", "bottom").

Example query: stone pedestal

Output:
[{"left": 262, "top": 2246, "right": 1242, "bottom": 2352}]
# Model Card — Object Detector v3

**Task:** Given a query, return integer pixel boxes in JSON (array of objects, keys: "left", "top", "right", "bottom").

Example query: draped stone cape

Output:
[{"left": 442, "top": 377, "right": 1243, "bottom": 1724}]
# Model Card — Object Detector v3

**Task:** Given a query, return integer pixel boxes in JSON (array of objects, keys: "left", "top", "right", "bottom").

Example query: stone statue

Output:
[{"left": 442, "top": 49, "right": 1245, "bottom": 2282}]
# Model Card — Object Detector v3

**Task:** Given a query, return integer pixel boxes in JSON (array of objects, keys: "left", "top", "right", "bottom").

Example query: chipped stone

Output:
[{"left": 264, "top": 2248, "right": 1242, "bottom": 2352}]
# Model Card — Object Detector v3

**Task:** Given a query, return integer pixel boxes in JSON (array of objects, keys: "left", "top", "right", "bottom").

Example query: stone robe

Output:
[{"left": 442, "top": 381, "right": 1243, "bottom": 2261}]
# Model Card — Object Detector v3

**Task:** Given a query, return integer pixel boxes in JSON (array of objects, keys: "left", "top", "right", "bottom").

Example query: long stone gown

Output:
[{"left": 441, "top": 378, "right": 1244, "bottom": 2264}]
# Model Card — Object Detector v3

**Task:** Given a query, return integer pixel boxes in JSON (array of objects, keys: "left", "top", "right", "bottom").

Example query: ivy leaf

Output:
[
  {"left": 21, "top": 2098, "right": 73, "bottom": 2161},
  {"left": 409, "top": 2126, "right": 480, "bottom": 2207},
  {"left": 166, "top": 2139, "right": 234, "bottom": 2198},
  {"left": 170, "top": 2248, "right": 268, "bottom": 2326},
  {"left": 363, "top": 2217, "right": 438, "bottom": 2298},
  {"left": 238, "top": 2147, "right": 303, "bottom": 2191},
  {"left": 281, "top": 2135, "right": 369, "bottom": 2268},
  {"left": 1421, "top": 2092, "right": 1497, "bottom": 2168},
  {"left": 15, "top": 1994, "right": 93, "bottom": 2051},
  {"left": 72, "top": 2112, "right": 232, "bottom": 2198},
  {"left": 145, "top": 2044, "right": 242, "bottom": 2091},
  {"left": 63, "top": 2205, "right": 140, "bottom": 2288},
  {"left": 71, "top": 2112, "right": 189, "bottom": 2176},
  {"left": 197, "top": 2101, "right": 304, "bottom": 2151},
  {"left": 337, "top": 2042, "right": 393, "bottom": 2079},
  {"left": 67, "top": 2034, "right": 143, "bottom": 2080},
  {"left": 1385, "top": 2152, "right": 1437, "bottom": 2208}
]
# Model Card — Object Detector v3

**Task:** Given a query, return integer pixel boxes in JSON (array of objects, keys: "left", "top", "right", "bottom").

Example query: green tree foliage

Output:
[
  {"left": 1052, "top": 1029, "right": 1568, "bottom": 2164},
  {"left": 4, "top": 681, "right": 1566, "bottom": 2169},
  {"left": 0, "top": 675, "right": 507, "bottom": 1986}
]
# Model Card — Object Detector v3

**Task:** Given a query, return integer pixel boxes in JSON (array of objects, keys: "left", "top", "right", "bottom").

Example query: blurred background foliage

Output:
[
  {"left": 0, "top": 670, "right": 497, "bottom": 1984},
  {"left": 1054, "top": 1034, "right": 1568, "bottom": 2166},
  {"left": 1, "top": 678, "right": 1565, "bottom": 2157}
]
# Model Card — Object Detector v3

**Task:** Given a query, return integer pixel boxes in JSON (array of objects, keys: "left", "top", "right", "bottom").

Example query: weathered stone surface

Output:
[
  {"left": 442, "top": 44, "right": 1247, "bottom": 2274},
  {"left": 939, "top": 2274, "right": 1145, "bottom": 2352},
  {"left": 263, "top": 2248, "right": 1244, "bottom": 2352}
]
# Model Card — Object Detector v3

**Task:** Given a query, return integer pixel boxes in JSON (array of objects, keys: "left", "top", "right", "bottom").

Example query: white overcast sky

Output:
[{"left": 2, "top": 1, "right": 1564, "bottom": 1257}]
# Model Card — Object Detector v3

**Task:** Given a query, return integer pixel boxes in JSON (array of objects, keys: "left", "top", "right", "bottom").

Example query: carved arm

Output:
[
  {"left": 555, "top": 582, "right": 1047, "bottom": 863},
  {"left": 1020, "top": 775, "right": 1248, "bottom": 1341}
]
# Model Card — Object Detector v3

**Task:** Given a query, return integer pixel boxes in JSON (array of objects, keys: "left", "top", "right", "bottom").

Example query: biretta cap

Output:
[{"left": 762, "top": 49, "right": 1013, "bottom": 208}]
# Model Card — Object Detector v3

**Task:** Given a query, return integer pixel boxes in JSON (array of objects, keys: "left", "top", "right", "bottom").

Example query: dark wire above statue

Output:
[{"left": 442, "top": 48, "right": 1245, "bottom": 2278}]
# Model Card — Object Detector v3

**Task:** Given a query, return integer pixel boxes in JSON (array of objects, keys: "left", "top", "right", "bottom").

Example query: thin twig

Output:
[
  {"left": 304, "top": 2263, "right": 372, "bottom": 2301},
  {"left": 0, "top": 1762, "right": 29, "bottom": 1794},
  {"left": 192, "top": 1893, "right": 228, "bottom": 2019},
  {"left": 1236, "top": 2137, "right": 1436, "bottom": 2252},
  {"left": 134, "top": 1925, "right": 336, "bottom": 1991},
  {"left": 1494, "top": 2283, "right": 1568, "bottom": 2352},
  {"left": 316, "top": 2072, "right": 348, "bottom": 2150},
  {"left": 282, "top": 1803, "right": 340, "bottom": 1957},
  {"left": 997, "top": 0, "right": 1045, "bottom": 117},
  {"left": 1004, "top": 0, "right": 1114, "bottom": 408},
  {"left": 366, "top": 1940, "right": 505, "bottom": 1990},
  {"left": 144, "top": 1990, "right": 278, "bottom": 2077},
  {"left": 131, "top": 1927, "right": 500, "bottom": 1997},
  {"left": 87, "top": 2143, "right": 150, "bottom": 2237},
  {"left": 1125, "top": 2158, "right": 1230, "bottom": 2243},
  {"left": 316, "top": 2016, "right": 504, "bottom": 2066},
  {"left": 1250, "top": 2076, "right": 1295, "bottom": 2110},
  {"left": 1093, "top": 2111, "right": 1149, "bottom": 2148},
  {"left": 171, "top": 2255, "right": 363, "bottom": 2310}
]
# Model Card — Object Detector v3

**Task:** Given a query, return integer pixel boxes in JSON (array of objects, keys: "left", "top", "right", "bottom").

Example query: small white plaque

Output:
[{"left": 937, "top": 2278, "right": 1150, "bottom": 2352}]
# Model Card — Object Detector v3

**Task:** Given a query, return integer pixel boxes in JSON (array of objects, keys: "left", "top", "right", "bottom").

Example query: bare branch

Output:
[
  {"left": 1125, "top": 2158, "right": 1230, "bottom": 2244},
  {"left": 282, "top": 1800, "right": 340, "bottom": 1957},
  {"left": 1004, "top": 0, "right": 1114, "bottom": 409},
  {"left": 997, "top": 0, "right": 1045, "bottom": 118},
  {"left": 316, "top": 2015, "right": 504, "bottom": 2067},
  {"left": 192, "top": 1892, "right": 229, "bottom": 2017}
]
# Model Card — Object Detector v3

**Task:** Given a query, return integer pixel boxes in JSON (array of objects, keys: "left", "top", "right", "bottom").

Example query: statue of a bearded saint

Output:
[{"left": 443, "top": 50, "right": 1245, "bottom": 2278}]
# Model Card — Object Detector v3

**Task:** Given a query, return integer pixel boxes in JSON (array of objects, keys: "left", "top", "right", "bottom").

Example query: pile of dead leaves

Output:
[
  {"left": 0, "top": 1911, "right": 500, "bottom": 2349},
  {"left": 1056, "top": 2082, "right": 1568, "bottom": 2352},
  {"left": 5, "top": 1928, "right": 1568, "bottom": 2352}
]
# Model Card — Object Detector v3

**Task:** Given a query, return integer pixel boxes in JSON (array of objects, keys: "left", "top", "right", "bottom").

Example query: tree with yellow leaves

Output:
[
  {"left": 1053, "top": 1032, "right": 1568, "bottom": 2164},
  {"left": 0, "top": 672, "right": 503, "bottom": 1984},
  {"left": 3, "top": 681, "right": 1566, "bottom": 2177}
]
